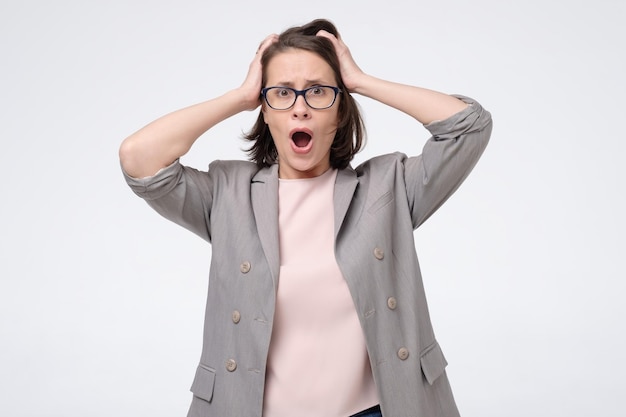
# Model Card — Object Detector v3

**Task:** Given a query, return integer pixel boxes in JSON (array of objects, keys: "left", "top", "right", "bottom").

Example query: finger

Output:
[
  {"left": 256, "top": 33, "right": 278, "bottom": 54},
  {"left": 316, "top": 29, "right": 339, "bottom": 41},
  {"left": 316, "top": 30, "right": 346, "bottom": 52}
]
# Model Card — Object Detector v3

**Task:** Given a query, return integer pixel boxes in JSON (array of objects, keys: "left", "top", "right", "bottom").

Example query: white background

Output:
[{"left": 1, "top": 0, "right": 625, "bottom": 416}]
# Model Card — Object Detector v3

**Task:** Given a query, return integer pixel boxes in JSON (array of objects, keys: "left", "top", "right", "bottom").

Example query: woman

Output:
[{"left": 120, "top": 19, "right": 492, "bottom": 417}]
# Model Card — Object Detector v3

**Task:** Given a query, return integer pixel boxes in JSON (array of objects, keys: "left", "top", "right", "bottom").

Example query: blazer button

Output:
[
  {"left": 397, "top": 347, "right": 409, "bottom": 361},
  {"left": 226, "top": 359, "right": 237, "bottom": 372},
  {"left": 387, "top": 297, "right": 397, "bottom": 310},
  {"left": 232, "top": 310, "right": 241, "bottom": 324},
  {"left": 373, "top": 247, "right": 384, "bottom": 260},
  {"left": 240, "top": 261, "right": 251, "bottom": 274}
]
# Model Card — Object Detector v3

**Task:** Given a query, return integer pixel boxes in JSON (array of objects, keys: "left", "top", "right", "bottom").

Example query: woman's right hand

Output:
[{"left": 238, "top": 34, "right": 279, "bottom": 111}]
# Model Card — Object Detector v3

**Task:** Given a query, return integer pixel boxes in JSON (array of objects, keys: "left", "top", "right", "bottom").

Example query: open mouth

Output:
[{"left": 291, "top": 131, "right": 312, "bottom": 148}]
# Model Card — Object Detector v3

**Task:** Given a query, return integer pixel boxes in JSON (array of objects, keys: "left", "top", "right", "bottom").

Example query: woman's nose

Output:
[{"left": 291, "top": 95, "right": 310, "bottom": 118}]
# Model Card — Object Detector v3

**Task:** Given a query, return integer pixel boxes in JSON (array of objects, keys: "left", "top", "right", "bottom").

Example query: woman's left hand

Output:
[{"left": 316, "top": 30, "right": 365, "bottom": 93}]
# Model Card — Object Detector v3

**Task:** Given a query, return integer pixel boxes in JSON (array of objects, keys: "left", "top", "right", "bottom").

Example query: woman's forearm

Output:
[
  {"left": 351, "top": 73, "right": 467, "bottom": 125},
  {"left": 119, "top": 89, "right": 251, "bottom": 178}
]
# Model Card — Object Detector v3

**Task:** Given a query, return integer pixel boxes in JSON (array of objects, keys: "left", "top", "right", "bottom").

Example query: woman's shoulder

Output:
[{"left": 354, "top": 152, "right": 410, "bottom": 174}]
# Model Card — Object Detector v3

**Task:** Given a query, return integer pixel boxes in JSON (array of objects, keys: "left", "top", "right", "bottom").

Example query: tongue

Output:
[{"left": 292, "top": 132, "right": 312, "bottom": 148}]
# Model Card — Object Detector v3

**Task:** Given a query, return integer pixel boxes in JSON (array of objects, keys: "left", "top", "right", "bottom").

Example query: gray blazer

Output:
[{"left": 124, "top": 96, "right": 492, "bottom": 417}]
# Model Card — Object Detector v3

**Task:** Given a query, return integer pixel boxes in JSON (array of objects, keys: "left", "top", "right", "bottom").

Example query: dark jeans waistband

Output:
[{"left": 349, "top": 404, "right": 381, "bottom": 417}]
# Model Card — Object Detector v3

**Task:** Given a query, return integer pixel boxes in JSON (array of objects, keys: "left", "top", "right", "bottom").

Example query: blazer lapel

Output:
[
  {"left": 333, "top": 167, "right": 358, "bottom": 239},
  {"left": 251, "top": 165, "right": 280, "bottom": 291}
]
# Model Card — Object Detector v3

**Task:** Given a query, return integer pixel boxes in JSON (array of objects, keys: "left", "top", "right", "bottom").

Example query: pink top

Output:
[{"left": 263, "top": 168, "right": 379, "bottom": 417}]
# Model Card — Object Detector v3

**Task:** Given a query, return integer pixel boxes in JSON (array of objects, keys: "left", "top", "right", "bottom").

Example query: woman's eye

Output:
[
  {"left": 311, "top": 87, "right": 323, "bottom": 95},
  {"left": 277, "top": 89, "right": 291, "bottom": 97}
]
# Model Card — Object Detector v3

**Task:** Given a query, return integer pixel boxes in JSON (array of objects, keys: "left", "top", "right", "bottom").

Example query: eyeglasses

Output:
[{"left": 261, "top": 86, "right": 342, "bottom": 110}]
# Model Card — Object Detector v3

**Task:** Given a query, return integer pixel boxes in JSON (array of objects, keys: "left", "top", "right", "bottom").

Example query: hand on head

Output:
[
  {"left": 239, "top": 33, "right": 278, "bottom": 111},
  {"left": 315, "top": 30, "right": 364, "bottom": 93}
]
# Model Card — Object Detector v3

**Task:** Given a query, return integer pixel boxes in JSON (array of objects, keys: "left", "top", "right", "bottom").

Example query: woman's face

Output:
[{"left": 262, "top": 49, "right": 340, "bottom": 179}]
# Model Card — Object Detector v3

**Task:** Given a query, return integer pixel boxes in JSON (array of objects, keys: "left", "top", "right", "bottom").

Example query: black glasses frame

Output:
[{"left": 261, "top": 86, "right": 342, "bottom": 110}]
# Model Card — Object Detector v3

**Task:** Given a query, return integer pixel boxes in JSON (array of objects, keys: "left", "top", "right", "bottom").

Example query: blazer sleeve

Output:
[
  {"left": 404, "top": 95, "right": 493, "bottom": 229},
  {"left": 121, "top": 159, "right": 214, "bottom": 242}
]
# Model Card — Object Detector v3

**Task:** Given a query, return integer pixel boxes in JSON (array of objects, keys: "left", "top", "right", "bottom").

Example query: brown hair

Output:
[{"left": 243, "top": 19, "right": 365, "bottom": 169}]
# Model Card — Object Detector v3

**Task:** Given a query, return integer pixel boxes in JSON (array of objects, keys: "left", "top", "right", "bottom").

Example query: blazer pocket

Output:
[
  {"left": 420, "top": 341, "right": 448, "bottom": 385},
  {"left": 367, "top": 190, "right": 395, "bottom": 214},
  {"left": 190, "top": 363, "right": 216, "bottom": 403}
]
